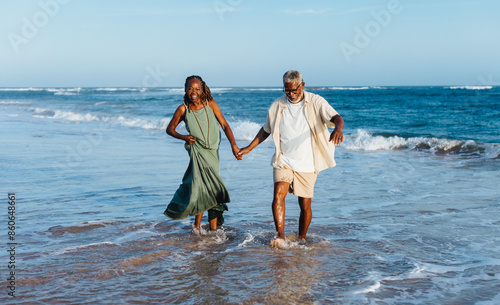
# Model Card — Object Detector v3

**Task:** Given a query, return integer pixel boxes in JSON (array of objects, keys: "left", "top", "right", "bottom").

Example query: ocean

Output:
[{"left": 1, "top": 86, "right": 499, "bottom": 304}]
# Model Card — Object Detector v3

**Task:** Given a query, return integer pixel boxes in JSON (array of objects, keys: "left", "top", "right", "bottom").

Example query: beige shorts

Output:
[{"left": 273, "top": 166, "right": 318, "bottom": 198}]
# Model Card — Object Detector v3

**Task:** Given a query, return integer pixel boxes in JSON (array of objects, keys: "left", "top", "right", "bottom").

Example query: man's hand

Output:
[
  {"left": 329, "top": 129, "right": 343, "bottom": 145},
  {"left": 237, "top": 147, "right": 252, "bottom": 159}
]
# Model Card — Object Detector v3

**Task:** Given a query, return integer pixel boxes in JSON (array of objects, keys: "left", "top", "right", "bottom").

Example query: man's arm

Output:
[
  {"left": 237, "top": 127, "right": 270, "bottom": 157},
  {"left": 329, "top": 114, "right": 344, "bottom": 145}
]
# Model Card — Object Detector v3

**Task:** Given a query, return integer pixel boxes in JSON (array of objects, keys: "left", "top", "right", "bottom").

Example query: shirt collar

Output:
[
  {"left": 287, "top": 96, "right": 304, "bottom": 104},
  {"left": 280, "top": 91, "right": 309, "bottom": 108}
]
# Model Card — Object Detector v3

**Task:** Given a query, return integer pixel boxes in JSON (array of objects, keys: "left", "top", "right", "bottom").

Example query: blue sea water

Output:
[{"left": 1, "top": 86, "right": 499, "bottom": 304}]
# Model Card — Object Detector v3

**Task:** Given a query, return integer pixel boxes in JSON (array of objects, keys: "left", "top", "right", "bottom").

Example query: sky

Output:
[{"left": 1, "top": 0, "right": 499, "bottom": 87}]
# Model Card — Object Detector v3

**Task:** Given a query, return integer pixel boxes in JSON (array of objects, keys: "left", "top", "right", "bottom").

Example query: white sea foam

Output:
[
  {"left": 353, "top": 272, "right": 383, "bottom": 294},
  {"left": 0, "top": 87, "right": 45, "bottom": 91},
  {"left": 27, "top": 106, "right": 499, "bottom": 159},
  {"left": 52, "top": 242, "right": 119, "bottom": 255},
  {"left": 32, "top": 108, "right": 55, "bottom": 115},
  {"left": 344, "top": 129, "right": 406, "bottom": 151},
  {"left": 53, "top": 110, "right": 100, "bottom": 122},
  {"left": 344, "top": 129, "right": 499, "bottom": 159},
  {"left": 54, "top": 91, "right": 77, "bottom": 96},
  {"left": 448, "top": 86, "right": 493, "bottom": 90},
  {"left": 329, "top": 86, "right": 371, "bottom": 90},
  {"left": 242, "top": 88, "right": 282, "bottom": 91},
  {"left": 230, "top": 120, "right": 263, "bottom": 141},
  {"left": 54, "top": 89, "right": 81, "bottom": 95},
  {"left": 94, "top": 87, "right": 140, "bottom": 92},
  {"left": 30, "top": 106, "right": 173, "bottom": 130},
  {"left": 485, "top": 144, "right": 500, "bottom": 159},
  {"left": 0, "top": 101, "right": 23, "bottom": 104},
  {"left": 155, "top": 88, "right": 184, "bottom": 93},
  {"left": 211, "top": 88, "right": 233, "bottom": 93},
  {"left": 108, "top": 116, "right": 170, "bottom": 130},
  {"left": 238, "top": 234, "right": 255, "bottom": 247}
]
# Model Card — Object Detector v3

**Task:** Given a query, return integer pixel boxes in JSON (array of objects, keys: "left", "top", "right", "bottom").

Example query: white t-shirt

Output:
[{"left": 280, "top": 99, "right": 315, "bottom": 172}]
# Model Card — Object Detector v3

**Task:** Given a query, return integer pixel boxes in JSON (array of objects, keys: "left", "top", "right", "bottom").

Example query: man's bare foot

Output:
[{"left": 270, "top": 237, "right": 287, "bottom": 248}]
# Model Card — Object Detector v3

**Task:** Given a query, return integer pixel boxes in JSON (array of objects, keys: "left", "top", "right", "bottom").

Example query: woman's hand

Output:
[
  {"left": 184, "top": 135, "right": 197, "bottom": 145},
  {"left": 232, "top": 145, "right": 242, "bottom": 160}
]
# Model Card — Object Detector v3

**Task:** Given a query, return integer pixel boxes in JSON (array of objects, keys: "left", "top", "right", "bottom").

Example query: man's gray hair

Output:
[{"left": 283, "top": 70, "right": 303, "bottom": 85}]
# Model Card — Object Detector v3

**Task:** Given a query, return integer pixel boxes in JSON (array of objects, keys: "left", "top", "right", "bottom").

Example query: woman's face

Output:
[{"left": 185, "top": 79, "right": 203, "bottom": 103}]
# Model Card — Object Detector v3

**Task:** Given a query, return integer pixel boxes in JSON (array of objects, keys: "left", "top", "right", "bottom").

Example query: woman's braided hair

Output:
[{"left": 184, "top": 75, "right": 213, "bottom": 108}]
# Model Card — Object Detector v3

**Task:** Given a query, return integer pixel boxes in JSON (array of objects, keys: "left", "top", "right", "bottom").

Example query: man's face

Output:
[{"left": 284, "top": 81, "right": 304, "bottom": 103}]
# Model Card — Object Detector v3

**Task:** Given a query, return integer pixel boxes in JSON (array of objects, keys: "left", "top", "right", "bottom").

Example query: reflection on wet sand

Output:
[{"left": 262, "top": 252, "right": 322, "bottom": 304}]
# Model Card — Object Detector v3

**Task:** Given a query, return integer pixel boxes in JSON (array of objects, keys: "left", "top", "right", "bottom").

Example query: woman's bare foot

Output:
[{"left": 192, "top": 227, "right": 201, "bottom": 236}]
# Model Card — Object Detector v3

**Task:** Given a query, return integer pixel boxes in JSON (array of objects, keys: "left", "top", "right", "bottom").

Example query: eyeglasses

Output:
[{"left": 283, "top": 83, "right": 303, "bottom": 95}]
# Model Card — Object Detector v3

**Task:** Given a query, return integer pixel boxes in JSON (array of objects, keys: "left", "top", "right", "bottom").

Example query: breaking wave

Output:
[
  {"left": 30, "top": 107, "right": 171, "bottom": 130},
  {"left": 24, "top": 105, "right": 500, "bottom": 160},
  {"left": 344, "top": 129, "right": 500, "bottom": 159}
]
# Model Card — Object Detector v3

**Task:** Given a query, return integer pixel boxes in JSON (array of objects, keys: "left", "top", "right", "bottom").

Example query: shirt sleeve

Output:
[
  {"left": 263, "top": 110, "right": 272, "bottom": 134},
  {"left": 318, "top": 97, "right": 338, "bottom": 128},
  {"left": 263, "top": 99, "right": 279, "bottom": 134}
]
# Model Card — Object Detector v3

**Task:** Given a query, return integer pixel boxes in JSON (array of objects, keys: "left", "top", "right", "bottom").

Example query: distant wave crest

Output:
[
  {"left": 447, "top": 86, "right": 493, "bottom": 90},
  {"left": 329, "top": 86, "right": 371, "bottom": 90}
]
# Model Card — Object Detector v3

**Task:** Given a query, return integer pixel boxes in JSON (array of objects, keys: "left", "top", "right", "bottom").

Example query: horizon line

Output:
[{"left": 0, "top": 85, "right": 496, "bottom": 89}]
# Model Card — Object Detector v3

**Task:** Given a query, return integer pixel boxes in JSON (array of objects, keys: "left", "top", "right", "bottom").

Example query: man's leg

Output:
[
  {"left": 298, "top": 197, "right": 312, "bottom": 239},
  {"left": 272, "top": 181, "right": 289, "bottom": 240}
]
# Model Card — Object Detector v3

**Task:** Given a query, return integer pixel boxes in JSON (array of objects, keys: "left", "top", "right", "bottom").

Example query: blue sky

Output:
[{"left": 1, "top": 0, "right": 499, "bottom": 87}]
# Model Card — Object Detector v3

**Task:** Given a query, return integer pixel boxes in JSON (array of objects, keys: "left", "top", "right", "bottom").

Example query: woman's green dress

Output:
[{"left": 164, "top": 103, "right": 230, "bottom": 225}]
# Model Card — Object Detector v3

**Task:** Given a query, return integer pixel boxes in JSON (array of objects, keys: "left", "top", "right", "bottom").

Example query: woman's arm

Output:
[
  {"left": 166, "top": 105, "right": 196, "bottom": 145},
  {"left": 208, "top": 100, "right": 241, "bottom": 160}
]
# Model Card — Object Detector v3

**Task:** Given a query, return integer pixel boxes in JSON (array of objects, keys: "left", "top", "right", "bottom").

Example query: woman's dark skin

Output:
[{"left": 166, "top": 78, "right": 241, "bottom": 231}]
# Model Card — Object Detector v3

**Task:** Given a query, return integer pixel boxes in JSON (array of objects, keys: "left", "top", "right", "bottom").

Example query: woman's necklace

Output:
[{"left": 190, "top": 100, "right": 210, "bottom": 148}]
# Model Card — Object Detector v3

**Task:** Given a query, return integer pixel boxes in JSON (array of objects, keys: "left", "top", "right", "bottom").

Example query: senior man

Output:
[{"left": 238, "top": 70, "right": 344, "bottom": 246}]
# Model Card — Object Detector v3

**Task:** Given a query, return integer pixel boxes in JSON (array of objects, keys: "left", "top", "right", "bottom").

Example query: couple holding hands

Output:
[{"left": 165, "top": 70, "right": 344, "bottom": 247}]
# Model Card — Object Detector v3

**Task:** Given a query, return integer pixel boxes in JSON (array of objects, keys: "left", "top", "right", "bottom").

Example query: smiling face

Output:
[
  {"left": 185, "top": 78, "right": 203, "bottom": 104},
  {"left": 284, "top": 81, "right": 304, "bottom": 103}
]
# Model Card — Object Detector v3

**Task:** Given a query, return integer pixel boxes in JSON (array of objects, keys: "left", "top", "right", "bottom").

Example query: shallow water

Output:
[{"left": 1, "top": 87, "right": 499, "bottom": 304}]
